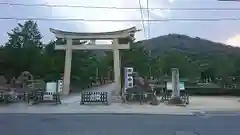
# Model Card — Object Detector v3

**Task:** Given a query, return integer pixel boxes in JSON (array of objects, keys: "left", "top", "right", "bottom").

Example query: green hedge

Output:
[
  {"left": 186, "top": 88, "right": 240, "bottom": 96},
  {"left": 154, "top": 87, "right": 240, "bottom": 96}
]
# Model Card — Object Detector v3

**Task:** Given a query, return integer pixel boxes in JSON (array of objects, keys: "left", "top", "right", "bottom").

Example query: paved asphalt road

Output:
[{"left": 0, "top": 113, "right": 240, "bottom": 135}]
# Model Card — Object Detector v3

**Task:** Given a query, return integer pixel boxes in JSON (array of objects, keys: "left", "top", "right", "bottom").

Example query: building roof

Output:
[{"left": 50, "top": 27, "right": 139, "bottom": 39}]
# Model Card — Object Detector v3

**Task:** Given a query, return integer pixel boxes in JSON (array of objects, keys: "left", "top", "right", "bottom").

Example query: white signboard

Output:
[
  {"left": 166, "top": 82, "right": 185, "bottom": 90},
  {"left": 124, "top": 67, "right": 134, "bottom": 91},
  {"left": 57, "top": 80, "right": 63, "bottom": 93},
  {"left": 46, "top": 82, "right": 57, "bottom": 93}
]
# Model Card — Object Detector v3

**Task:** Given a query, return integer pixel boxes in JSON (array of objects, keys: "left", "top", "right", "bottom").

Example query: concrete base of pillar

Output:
[
  {"left": 167, "top": 97, "right": 184, "bottom": 105},
  {"left": 62, "top": 90, "right": 70, "bottom": 96},
  {"left": 108, "top": 83, "right": 122, "bottom": 103},
  {"left": 109, "top": 83, "right": 121, "bottom": 96}
]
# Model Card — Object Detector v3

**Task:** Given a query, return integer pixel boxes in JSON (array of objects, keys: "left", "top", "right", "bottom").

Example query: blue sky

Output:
[{"left": 0, "top": 0, "right": 240, "bottom": 46}]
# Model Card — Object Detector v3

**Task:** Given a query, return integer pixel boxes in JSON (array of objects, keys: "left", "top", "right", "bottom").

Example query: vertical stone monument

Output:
[
  {"left": 168, "top": 68, "right": 184, "bottom": 105},
  {"left": 172, "top": 68, "right": 180, "bottom": 98}
]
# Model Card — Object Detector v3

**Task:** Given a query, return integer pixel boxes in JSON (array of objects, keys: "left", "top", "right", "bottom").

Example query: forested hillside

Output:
[{"left": 130, "top": 34, "right": 240, "bottom": 84}]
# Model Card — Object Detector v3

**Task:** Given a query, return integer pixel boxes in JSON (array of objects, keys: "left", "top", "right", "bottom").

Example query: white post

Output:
[
  {"left": 113, "top": 39, "right": 121, "bottom": 94},
  {"left": 172, "top": 68, "right": 180, "bottom": 97},
  {"left": 62, "top": 39, "right": 73, "bottom": 95}
]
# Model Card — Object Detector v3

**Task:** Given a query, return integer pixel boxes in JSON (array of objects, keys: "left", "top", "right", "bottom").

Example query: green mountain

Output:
[
  {"left": 138, "top": 34, "right": 240, "bottom": 56},
  {"left": 130, "top": 34, "right": 240, "bottom": 82}
]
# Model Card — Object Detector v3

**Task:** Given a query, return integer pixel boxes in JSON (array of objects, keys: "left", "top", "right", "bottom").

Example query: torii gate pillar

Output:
[
  {"left": 112, "top": 39, "right": 121, "bottom": 93},
  {"left": 63, "top": 39, "right": 73, "bottom": 95},
  {"left": 50, "top": 27, "right": 138, "bottom": 95}
]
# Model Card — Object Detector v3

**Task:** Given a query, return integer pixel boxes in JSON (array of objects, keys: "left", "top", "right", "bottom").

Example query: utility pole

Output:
[{"left": 148, "top": 49, "right": 152, "bottom": 79}]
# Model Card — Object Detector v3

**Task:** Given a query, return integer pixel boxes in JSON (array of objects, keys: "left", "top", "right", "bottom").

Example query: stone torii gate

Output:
[{"left": 50, "top": 27, "right": 138, "bottom": 95}]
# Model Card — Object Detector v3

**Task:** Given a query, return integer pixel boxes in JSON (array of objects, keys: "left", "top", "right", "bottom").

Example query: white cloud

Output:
[
  {"left": 226, "top": 34, "right": 240, "bottom": 47},
  {"left": 2, "top": 0, "right": 240, "bottom": 45},
  {"left": 39, "top": 0, "right": 171, "bottom": 40},
  {"left": 168, "top": 0, "right": 175, "bottom": 4}
]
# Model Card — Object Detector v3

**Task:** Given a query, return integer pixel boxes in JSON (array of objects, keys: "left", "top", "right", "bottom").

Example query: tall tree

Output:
[{"left": 3, "top": 20, "right": 43, "bottom": 80}]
